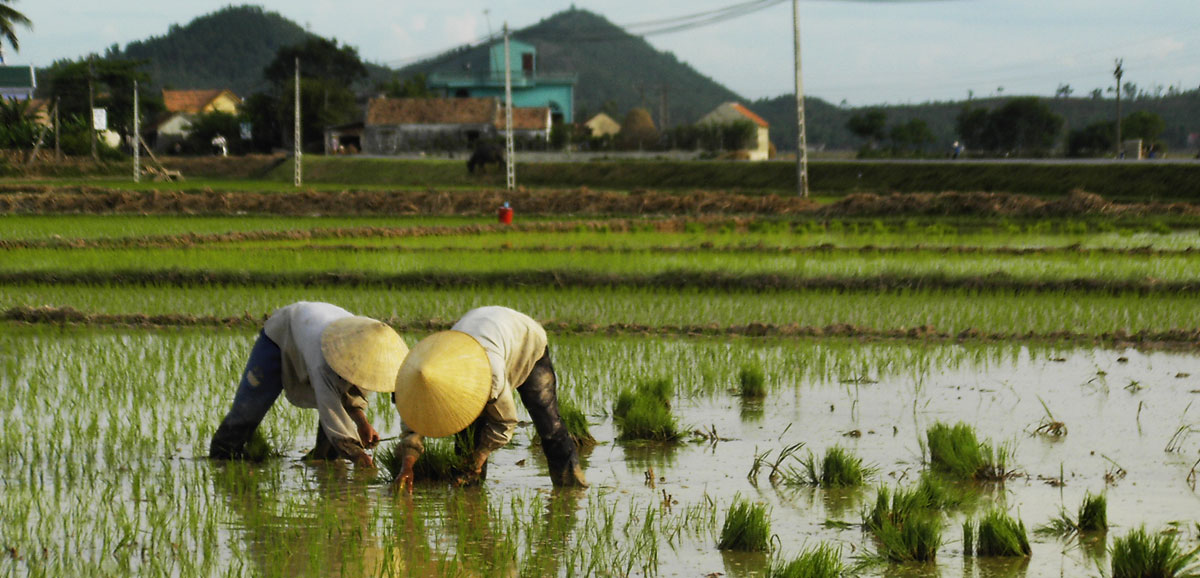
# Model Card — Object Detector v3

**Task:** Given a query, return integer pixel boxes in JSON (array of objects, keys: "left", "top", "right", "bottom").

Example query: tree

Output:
[
  {"left": 263, "top": 38, "right": 368, "bottom": 151},
  {"left": 1, "top": 0, "right": 32, "bottom": 52},
  {"left": 616, "top": 108, "right": 657, "bottom": 150},
  {"left": 846, "top": 109, "right": 887, "bottom": 148},
  {"left": 1121, "top": 111, "right": 1164, "bottom": 142},
  {"left": 0, "top": 96, "right": 36, "bottom": 149},
  {"left": 1067, "top": 120, "right": 1114, "bottom": 157},
  {"left": 1055, "top": 84, "right": 1074, "bottom": 98},
  {"left": 955, "top": 98, "right": 1063, "bottom": 156},
  {"left": 379, "top": 73, "right": 431, "bottom": 98},
  {"left": 43, "top": 56, "right": 164, "bottom": 143},
  {"left": 889, "top": 118, "right": 934, "bottom": 153}
]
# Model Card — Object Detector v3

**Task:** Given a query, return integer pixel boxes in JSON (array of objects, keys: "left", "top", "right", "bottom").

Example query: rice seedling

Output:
[
  {"left": 375, "top": 437, "right": 468, "bottom": 483},
  {"left": 965, "top": 508, "right": 1031, "bottom": 557},
  {"left": 1110, "top": 527, "right": 1200, "bottom": 578},
  {"left": 925, "top": 421, "right": 1015, "bottom": 481},
  {"left": 863, "top": 486, "right": 943, "bottom": 563},
  {"left": 769, "top": 543, "right": 844, "bottom": 578},
  {"left": 798, "top": 446, "right": 873, "bottom": 487},
  {"left": 1032, "top": 396, "right": 1068, "bottom": 437},
  {"left": 557, "top": 399, "right": 596, "bottom": 449},
  {"left": 613, "top": 378, "right": 680, "bottom": 441},
  {"left": 1037, "top": 492, "right": 1108, "bottom": 537},
  {"left": 747, "top": 442, "right": 806, "bottom": 486},
  {"left": 718, "top": 497, "right": 772, "bottom": 552},
  {"left": 738, "top": 363, "right": 767, "bottom": 399}
]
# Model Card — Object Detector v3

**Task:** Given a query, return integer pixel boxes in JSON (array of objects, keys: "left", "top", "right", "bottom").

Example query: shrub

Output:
[{"left": 718, "top": 498, "right": 771, "bottom": 552}]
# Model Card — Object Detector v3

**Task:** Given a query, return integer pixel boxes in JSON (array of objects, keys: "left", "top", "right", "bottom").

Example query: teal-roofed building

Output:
[
  {"left": 428, "top": 39, "right": 576, "bottom": 124},
  {"left": 0, "top": 64, "right": 36, "bottom": 101}
]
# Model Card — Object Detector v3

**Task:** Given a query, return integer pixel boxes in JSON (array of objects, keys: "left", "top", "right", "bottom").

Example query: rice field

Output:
[{"left": 2, "top": 204, "right": 1199, "bottom": 577}]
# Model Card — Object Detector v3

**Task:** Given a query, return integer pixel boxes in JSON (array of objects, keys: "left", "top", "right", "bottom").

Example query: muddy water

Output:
[{"left": 2, "top": 329, "right": 1199, "bottom": 576}]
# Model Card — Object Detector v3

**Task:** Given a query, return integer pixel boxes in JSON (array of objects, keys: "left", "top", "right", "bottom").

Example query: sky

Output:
[{"left": 6, "top": 0, "right": 1200, "bottom": 107}]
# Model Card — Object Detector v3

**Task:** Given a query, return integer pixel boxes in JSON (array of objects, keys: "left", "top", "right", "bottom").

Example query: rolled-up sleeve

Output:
[
  {"left": 477, "top": 384, "right": 519, "bottom": 454},
  {"left": 313, "top": 363, "right": 367, "bottom": 459}
]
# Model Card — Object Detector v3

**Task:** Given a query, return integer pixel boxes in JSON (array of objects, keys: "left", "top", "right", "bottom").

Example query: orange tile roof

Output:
[
  {"left": 162, "top": 89, "right": 237, "bottom": 114},
  {"left": 500, "top": 107, "right": 551, "bottom": 131},
  {"left": 730, "top": 103, "right": 769, "bottom": 128},
  {"left": 367, "top": 97, "right": 498, "bottom": 125}
]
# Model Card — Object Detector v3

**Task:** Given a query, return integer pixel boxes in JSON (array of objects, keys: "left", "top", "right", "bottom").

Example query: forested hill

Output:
[
  {"left": 756, "top": 91, "right": 1200, "bottom": 152},
  {"left": 395, "top": 8, "right": 745, "bottom": 127},
  {"left": 113, "top": 6, "right": 312, "bottom": 95}
]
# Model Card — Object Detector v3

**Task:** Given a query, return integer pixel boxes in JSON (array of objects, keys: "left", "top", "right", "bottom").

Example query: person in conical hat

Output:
[
  {"left": 210, "top": 301, "right": 407, "bottom": 468},
  {"left": 392, "top": 306, "right": 587, "bottom": 490}
]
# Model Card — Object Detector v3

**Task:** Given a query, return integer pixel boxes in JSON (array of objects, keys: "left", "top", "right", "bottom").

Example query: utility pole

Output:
[
  {"left": 88, "top": 57, "right": 98, "bottom": 162},
  {"left": 503, "top": 23, "right": 515, "bottom": 191},
  {"left": 1113, "top": 58, "right": 1124, "bottom": 158},
  {"left": 294, "top": 56, "right": 302, "bottom": 187},
  {"left": 792, "top": 0, "right": 809, "bottom": 197},
  {"left": 133, "top": 79, "right": 140, "bottom": 183},
  {"left": 659, "top": 84, "right": 669, "bottom": 133}
]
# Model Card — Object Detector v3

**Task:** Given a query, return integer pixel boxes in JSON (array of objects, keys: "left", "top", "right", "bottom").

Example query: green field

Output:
[{"left": 2, "top": 179, "right": 1199, "bottom": 577}]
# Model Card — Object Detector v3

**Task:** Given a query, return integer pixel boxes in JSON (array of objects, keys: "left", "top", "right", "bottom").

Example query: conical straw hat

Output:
[
  {"left": 393, "top": 331, "right": 490, "bottom": 437},
  {"left": 320, "top": 317, "right": 408, "bottom": 393}
]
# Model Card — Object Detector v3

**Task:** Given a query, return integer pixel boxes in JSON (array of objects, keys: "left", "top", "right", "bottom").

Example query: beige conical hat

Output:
[
  {"left": 393, "top": 330, "right": 490, "bottom": 437},
  {"left": 320, "top": 317, "right": 408, "bottom": 393}
]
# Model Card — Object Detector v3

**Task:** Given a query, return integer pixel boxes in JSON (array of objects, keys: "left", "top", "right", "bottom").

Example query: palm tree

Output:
[{"left": 1, "top": 0, "right": 33, "bottom": 53}]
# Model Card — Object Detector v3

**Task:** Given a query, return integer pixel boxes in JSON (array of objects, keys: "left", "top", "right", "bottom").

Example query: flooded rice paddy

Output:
[{"left": 2, "top": 327, "right": 1198, "bottom": 576}]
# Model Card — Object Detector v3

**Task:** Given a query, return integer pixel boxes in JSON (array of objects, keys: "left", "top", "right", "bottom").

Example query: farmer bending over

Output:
[
  {"left": 210, "top": 301, "right": 407, "bottom": 468},
  {"left": 392, "top": 306, "right": 588, "bottom": 491}
]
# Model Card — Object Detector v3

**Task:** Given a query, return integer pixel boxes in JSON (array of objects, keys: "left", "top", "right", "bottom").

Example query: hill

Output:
[
  {"left": 756, "top": 91, "right": 1200, "bottom": 153},
  {"left": 394, "top": 8, "right": 744, "bottom": 127},
  {"left": 113, "top": 5, "right": 391, "bottom": 96}
]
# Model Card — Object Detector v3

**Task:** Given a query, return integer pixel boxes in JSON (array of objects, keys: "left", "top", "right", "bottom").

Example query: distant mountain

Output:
[
  {"left": 113, "top": 5, "right": 391, "bottom": 97},
  {"left": 395, "top": 8, "right": 745, "bottom": 127}
]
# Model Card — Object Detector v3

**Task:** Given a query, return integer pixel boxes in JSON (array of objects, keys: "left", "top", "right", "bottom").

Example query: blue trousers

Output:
[{"left": 210, "top": 330, "right": 283, "bottom": 459}]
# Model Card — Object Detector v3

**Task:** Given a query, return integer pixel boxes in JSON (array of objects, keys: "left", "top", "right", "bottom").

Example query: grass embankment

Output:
[
  {"left": 274, "top": 157, "right": 1200, "bottom": 199},
  {"left": 12, "top": 154, "right": 1200, "bottom": 198}
]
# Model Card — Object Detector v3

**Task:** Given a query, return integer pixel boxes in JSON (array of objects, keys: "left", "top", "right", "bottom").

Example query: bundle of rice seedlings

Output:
[
  {"left": 376, "top": 438, "right": 467, "bottom": 483},
  {"left": 739, "top": 364, "right": 767, "bottom": 399},
  {"left": 864, "top": 486, "right": 942, "bottom": 562},
  {"left": 1111, "top": 527, "right": 1200, "bottom": 578},
  {"left": 558, "top": 400, "right": 596, "bottom": 450},
  {"left": 926, "top": 421, "right": 1014, "bottom": 480},
  {"left": 925, "top": 422, "right": 984, "bottom": 479},
  {"left": 244, "top": 429, "right": 280, "bottom": 461},
  {"left": 1037, "top": 492, "right": 1108, "bottom": 537},
  {"left": 770, "top": 543, "right": 844, "bottom": 578},
  {"left": 799, "top": 446, "right": 872, "bottom": 487},
  {"left": 614, "top": 377, "right": 680, "bottom": 441},
  {"left": 969, "top": 509, "right": 1031, "bottom": 557},
  {"left": 718, "top": 498, "right": 772, "bottom": 552}
]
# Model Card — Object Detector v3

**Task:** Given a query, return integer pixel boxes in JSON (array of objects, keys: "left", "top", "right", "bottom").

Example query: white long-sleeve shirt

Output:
[
  {"left": 263, "top": 302, "right": 370, "bottom": 459},
  {"left": 402, "top": 306, "right": 547, "bottom": 454}
]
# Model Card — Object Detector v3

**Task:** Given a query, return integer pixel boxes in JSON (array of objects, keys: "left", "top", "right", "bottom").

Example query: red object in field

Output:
[{"left": 498, "top": 206, "right": 514, "bottom": 225}]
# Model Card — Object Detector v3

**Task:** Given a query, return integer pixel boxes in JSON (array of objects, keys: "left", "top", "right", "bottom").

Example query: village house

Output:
[
  {"left": 584, "top": 112, "right": 621, "bottom": 138},
  {"left": 154, "top": 89, "right": 241, "bottom": 151},
  {"left": 698, "top": 102, "right": 771, "bottom": 161},
  {"left": 0, "top": 64, "right": 36, "bottom": 101},
  {"left": 426, "top": 38, "right": 576, "bottom": 124},
  {"left": 361, "top": 97, "right": 551, "bottom": 155}
]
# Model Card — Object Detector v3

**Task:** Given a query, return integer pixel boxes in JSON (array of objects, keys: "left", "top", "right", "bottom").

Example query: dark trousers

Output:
[
  {"left": 457, "top": 347, "right": 581, "bottom": 483},
  {"left": 210, "top": 331, "right": 283, "bottom": 459}
]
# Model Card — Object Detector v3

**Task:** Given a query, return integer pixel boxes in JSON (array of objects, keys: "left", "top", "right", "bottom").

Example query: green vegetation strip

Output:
[
  {"left": 7, "top": 305, "right": 1200, "bottom": 346},
  {"left": 4, "top": 269, "right": 1198, "bottom": 295},
  {"left": 3, "top": 187, "right": 1198, "bottom": 218}
]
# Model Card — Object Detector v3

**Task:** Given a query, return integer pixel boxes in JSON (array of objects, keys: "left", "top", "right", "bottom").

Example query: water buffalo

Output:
[{"left": 467, "top": 142, "right": 505, "bottom": 174}]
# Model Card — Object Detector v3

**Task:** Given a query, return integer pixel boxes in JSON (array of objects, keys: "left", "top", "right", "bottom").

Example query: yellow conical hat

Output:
[
  {"left": 320, "top": 317, "right": 408, "bottom": 393},
  {"left": 393, "top": 331, "right": 490, "bottom": 437}
]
